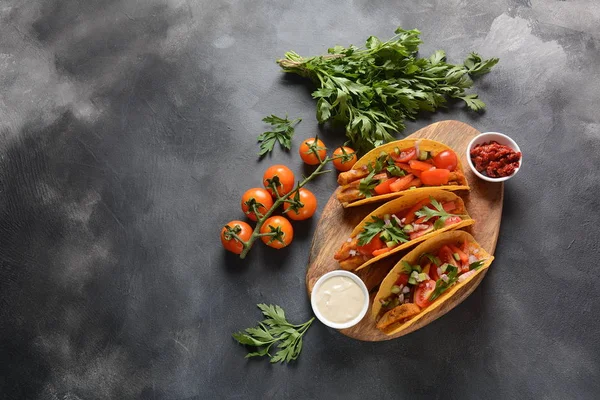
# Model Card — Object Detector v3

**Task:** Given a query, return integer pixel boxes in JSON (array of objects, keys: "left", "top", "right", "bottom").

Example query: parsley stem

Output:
[{"left": 239, "top": 157, "right": 333, "bottom": 259}]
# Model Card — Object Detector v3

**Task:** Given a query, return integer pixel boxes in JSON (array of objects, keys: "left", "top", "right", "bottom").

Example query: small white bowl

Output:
[
  {"left": 310, "top": 270, "right": 369, "bottom": 330},
  {"left": 466, "top": 132, "right": 522, "bottom": 183}
]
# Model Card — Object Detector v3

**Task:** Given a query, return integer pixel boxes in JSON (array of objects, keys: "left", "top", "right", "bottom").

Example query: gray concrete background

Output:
[{"left": 1, "top": 0, "right": 599, "bottom": 399}]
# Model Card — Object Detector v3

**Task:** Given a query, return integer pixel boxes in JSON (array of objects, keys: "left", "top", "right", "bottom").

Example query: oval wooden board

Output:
[{"left": 306, "top": 120, "right": 503, "bottom": 341}]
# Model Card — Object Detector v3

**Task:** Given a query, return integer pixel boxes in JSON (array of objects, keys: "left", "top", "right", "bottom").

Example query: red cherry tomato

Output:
[
  {"left": 433, "top": 150, "right": 458, "bottom": 171},
  {"left": 414, "top": 279, "right": 437, "bottom": 308},
  {"left": 299, "top": 138, "right": 327, "bottom": 165},
  {"left": 220, "top": 220, "right": 253, "bottom": 254},
  {"left": 390, "top": 147, "right": 417, "bottom": 163},
  {"left": 283, "top": 188, "right": 317, "bottom": 220},
  {"left": 332, "top": 147, "right": 357, "bottom": 171},
  {"left": 260, "top": 216, "right": 294, "bottom": 249},
  {"left": 241, "top": 188, "right": 274, "bottom": 221},
  {"left": 263, "top": 165, "right": 295, "bottom": 197},
  {"left": 420, "top": 168, "right": 450, "bottom": 185}
]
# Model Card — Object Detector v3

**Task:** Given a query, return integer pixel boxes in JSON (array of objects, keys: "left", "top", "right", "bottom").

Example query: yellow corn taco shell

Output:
[
  {"left": 347, "top": 189, "right": 474, "bottom": 272},
  {"left": 341, "top": 138, "right": 469, "bottom": 208},
  {"left": 372, "top": 230, "right": 494, "bottom": 336}
]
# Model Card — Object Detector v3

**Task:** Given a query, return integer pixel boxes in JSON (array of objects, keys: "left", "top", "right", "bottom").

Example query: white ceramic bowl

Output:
[
  {"left": 466, "top": 132, "right": 522, "bottom": 183},
  {"left": 310, "top": 270, "right": 369, "bottom": 330}
]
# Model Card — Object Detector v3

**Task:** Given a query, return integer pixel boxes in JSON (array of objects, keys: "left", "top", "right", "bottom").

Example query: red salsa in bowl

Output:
[{"left": 470, "top": 141, "right": 521, "bottom": 178}]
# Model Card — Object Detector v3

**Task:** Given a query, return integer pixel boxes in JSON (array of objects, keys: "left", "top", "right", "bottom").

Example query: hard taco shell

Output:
[
  {"left": 345, "top": 138, "right": 469, "bottom": 208},
  {"left": 351, "top": 189, "right": 475, "bottom": 271},
  {"left": 372, "top": 230, "right": 494, "bottom": 335}
]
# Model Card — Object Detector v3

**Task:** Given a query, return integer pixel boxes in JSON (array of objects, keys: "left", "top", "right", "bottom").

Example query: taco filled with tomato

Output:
[
  {"left": 336, "top": 138, "right": 469, "bottom": 207},
  {"left": 372, "top": 230, "right": 493, "bottom": 335},
  {"left": 333, "top": 189, "right": 474, "bottom": 271}
]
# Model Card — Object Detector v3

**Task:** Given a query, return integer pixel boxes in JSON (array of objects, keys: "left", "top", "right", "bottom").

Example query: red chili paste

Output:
[{"left": 470, "top": 141, "right": 521, "bottom": 178}]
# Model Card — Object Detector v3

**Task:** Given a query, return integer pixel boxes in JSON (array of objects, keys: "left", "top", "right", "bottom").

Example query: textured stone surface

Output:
[{"left": 1, "top": 0, "right": 599, "bottom": 399}]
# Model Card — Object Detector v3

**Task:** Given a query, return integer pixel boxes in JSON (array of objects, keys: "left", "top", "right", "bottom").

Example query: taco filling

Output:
[
  {"left": 337, "top": 145, "right": 466, "bottom": 205},
  {"left": 375, "top": 238, "right": 489, "bottom": 332},
  {"left": 334, "top": 197, "right": 465, "bottom": 271}
]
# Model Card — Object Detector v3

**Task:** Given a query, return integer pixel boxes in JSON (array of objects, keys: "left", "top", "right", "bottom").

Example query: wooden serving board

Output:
[{"left": 306, "top": 120, "right": 503, "bottom": 341}]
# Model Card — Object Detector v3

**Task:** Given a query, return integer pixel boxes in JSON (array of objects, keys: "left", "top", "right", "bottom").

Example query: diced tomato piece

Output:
[
  {"left": 390, "top": 147, "right": 417, "bottom": 163},
  {"left": 395, "top": 273, "right": 409, "bottom": 286},
  {"left": 409, "top": 159, "right": 435, "bottom": 171},
  {"left": 372, "top": 247, "right": 393, "bottom": 257},
  {"left": 415, "top": 280, "right": 436, "bottom": 308},
  {"left": 414, "top": 216, "right": 427, "bottom": 224},
  {"left": 450, "top": 245, "right": 469, "bottom": 265},
  {"left": 443, "top": 216, "right": 462, "bottom": 227},
  {"left": 403, "top": 199, "right": 431, "bottom": 224},
  {"left": 409, "top": 225, "right": 433, "bottom": 240},
  {"left": 442, "top": 201, "right": 456, "bottom": 212},
  {"left": 438, "top": 245, "right": 458, "bottom": 267},
  {"left": 420, "top": 168, "right": 450, "bottom": 185},
  {"left": 429, "top": 263, "right": 440, "bottom": 281},
  {"left": 357, "top": 234, "right": 385, "bottom": 256},
  {"left": 373, "top": 177, "right": 398, "bottom": 195},
  {"left": 460, "top": 240, "right": 470, "bottom": 254},
  {"left": 389, "top": 174, "right": 414, "bottom": 192}
]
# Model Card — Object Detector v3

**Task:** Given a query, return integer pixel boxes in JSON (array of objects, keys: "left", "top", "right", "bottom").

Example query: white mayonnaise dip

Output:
[{"left": 314, "top": 275, "right": 366, "bottom": 323}]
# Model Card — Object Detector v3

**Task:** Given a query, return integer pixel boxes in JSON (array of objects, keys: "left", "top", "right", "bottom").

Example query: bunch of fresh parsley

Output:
[
  {"left": 232, "top": 304, "right": 314, "bottom": 363},
  {"left": 278, "top": 27, "right": 498, "bottom": 153}
]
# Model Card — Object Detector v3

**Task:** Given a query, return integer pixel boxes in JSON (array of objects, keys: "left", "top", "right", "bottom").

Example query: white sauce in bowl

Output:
[{"left": 314, "top": 276, "right": 366, "bottom": 323}]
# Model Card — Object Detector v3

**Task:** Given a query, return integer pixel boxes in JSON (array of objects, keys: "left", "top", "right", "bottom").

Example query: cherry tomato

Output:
[
  {"left": 299, "top": 138, "right": 327, "bottom": 165},
  {"left": 332, "top": 147, "right": 358, "bottom": 171},
  {"left": 241, "top": 188, "right": 274, "bottom": 221},
  {"left": 390, "top": 147, "right": 417, "bottom": 163},
  {"left": 221, "top": 220, "right": 253, "bottom": 254},
  {"left": 283, "top": 188, "right": 317, "bottom": 220},
  {"left": 433, "top": 150, "right": 458, "bottom": 171},
  {"left": 414, "top": 279, "right": 437, "bottom": 308},
  {"left": 357, "top": 234, "right": 385, "bottom": 256},
  {"left": 263, "top": 165, "right": 295, "bottom": 197},
  {"left": 260, "top": 216, "right": 294, "bottom": 249},
  {"left": 373, "top": 177, "right": 398, "bottom": 195},
  {"left": 420, "top": 168, "right": 450, "bottom": 185}
]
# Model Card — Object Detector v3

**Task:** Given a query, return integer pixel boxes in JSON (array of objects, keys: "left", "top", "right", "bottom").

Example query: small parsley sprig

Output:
[
  {"left": 233, "top": 304, "right": 314, "bottom": 363},
  {"left": 357, "top": 216, "right": 408, "bottom": 246},
  {"left": 415, "top": 197, "right": 462, "bottom": 229},
  {"left": 257, "top": 114, "right": 302, "bottom": 157}
]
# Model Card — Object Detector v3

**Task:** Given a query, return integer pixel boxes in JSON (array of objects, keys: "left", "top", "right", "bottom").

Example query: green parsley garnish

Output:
[
  {"left": 232, "top": 304, "right": 314, "bottom": 364},
  {"left": 357, "top": 216, "right": 408, "bottom": 246},
  {"left": 415, "top": 197, "right": 461, "bottom": 229},
  {"left": 257, "top": 114, "right": 301, "bottom": 157}
]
